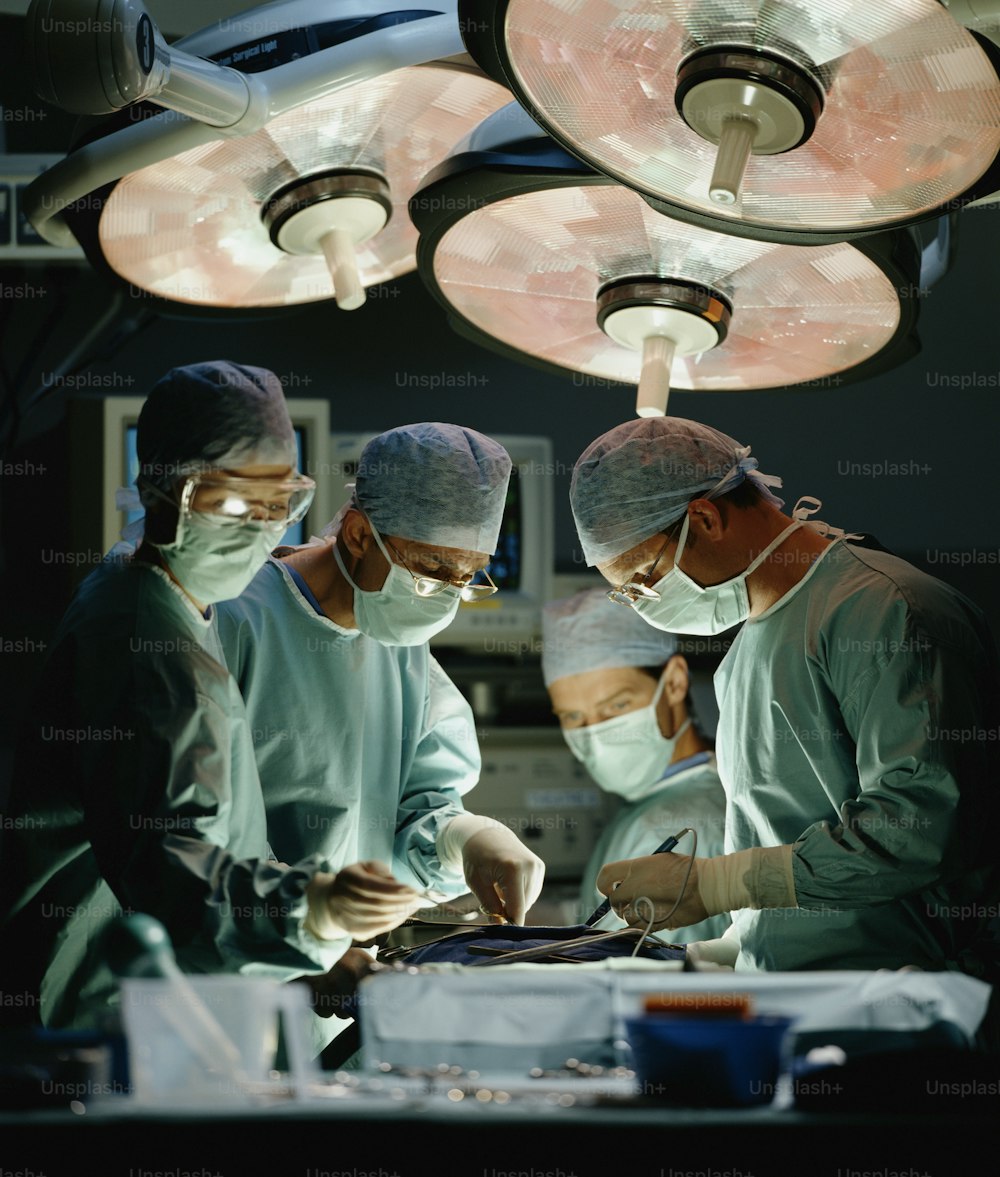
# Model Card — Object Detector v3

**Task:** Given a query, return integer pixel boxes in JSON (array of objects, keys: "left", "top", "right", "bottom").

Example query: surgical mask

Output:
[
  {"left": 563, "top": 672, "right": 691, "bottom": 799},
  {"left": 633, "top": 513, "right": 803, "bottom": 636},
  {"left": 152, "top": 513, "right": 281, "bottom": 605},
  {"left": 332, "top": 523, "right": 461, "bottom": 646}
]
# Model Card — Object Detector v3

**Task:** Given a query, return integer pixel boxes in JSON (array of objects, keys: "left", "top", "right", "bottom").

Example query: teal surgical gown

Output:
[
  {"left": 715, "top": 540, "right": 1000, "bottom": 974},
  {"left": 215, "top": 558, "right": 476, "bottom": 895},
  {"left": 580, "top": 753, "right": 731, "bottom": 942},
  {"left": 0, "top": 558, "right": 347, "bottom": 1030}
]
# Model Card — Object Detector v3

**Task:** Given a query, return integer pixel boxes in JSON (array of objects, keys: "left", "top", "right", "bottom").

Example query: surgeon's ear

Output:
[
  {"left": 687, "top": 499, "right": 724, "bottom": 542},
  {"left": 662, "top": 654, "right": 690, "bottom": 707},
  {"left": 339, "top": 508, "right": 373, "bottom": 559}
]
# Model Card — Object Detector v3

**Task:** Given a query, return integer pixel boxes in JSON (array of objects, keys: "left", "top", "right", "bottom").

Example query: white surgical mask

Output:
[
  {"left": 634, "top": 513, "right": 803, "bottom": 636},
  {"left": 333, "top": 524, "right": 461, "bottom": 646},
  {"left": 152, "top": 513, "right": 280, "bottom": 605},
  {"left": 563, "top": 671, "right": 691, "bottom": 800}
]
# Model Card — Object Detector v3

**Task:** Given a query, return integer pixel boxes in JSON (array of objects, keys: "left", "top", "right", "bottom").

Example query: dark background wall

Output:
[{"left": 3, "top": 11, "right": 1000, "bottom": 757}]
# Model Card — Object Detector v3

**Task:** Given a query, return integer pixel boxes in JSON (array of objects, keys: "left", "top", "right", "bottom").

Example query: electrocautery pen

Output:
[{"left": 583, "top": 827, "right": 692, "bottom": 928}]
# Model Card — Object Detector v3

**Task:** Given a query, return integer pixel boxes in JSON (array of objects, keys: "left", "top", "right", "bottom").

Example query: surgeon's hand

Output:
[
  {"left": 685, "top": 936, "right": 740, "bottom": 970},
  {"left": 306, "top": 861, "right": 424, "bottom": 941},
  {"left": 298, "top": 948, "right": 382, "bottom": 1018},
  {"left": 597, "top": 852, "right": 709, "bottom": 932},
  {"left": 462, "top": 826, "right": 545, "bottom": 925}
]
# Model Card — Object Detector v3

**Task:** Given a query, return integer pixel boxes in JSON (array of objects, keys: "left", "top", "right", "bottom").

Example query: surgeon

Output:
[
  {"left": 216, "top": 422, "right": 545, "bottom": 952},
  {"left": 570, "top": 416, "right": 1000, "bottom": 978},
  {"left": 541, "top": 589, "right": 729, "bottom": 941},
  {"left": 0, "top": 362, "right": 423, "bottom": 1031}
]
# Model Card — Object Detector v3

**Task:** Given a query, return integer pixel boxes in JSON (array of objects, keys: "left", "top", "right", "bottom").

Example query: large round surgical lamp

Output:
[
  {"left": 23, "top": 0, "right": 508, "bottom": 310},
  {"left": 457, "top": 0, "right": 1000, "bottom": 243},
  {"left": 411, "top": 106, "right": 935, "bottom": 417}
]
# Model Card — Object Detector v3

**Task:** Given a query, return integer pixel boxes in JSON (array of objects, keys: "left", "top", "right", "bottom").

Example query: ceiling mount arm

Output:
[
  {"left": 27, "top": 0, "right": 254, "bottom": 122},
  {"left": 22, "top": 6, "right": 465, "bottom": 246}
]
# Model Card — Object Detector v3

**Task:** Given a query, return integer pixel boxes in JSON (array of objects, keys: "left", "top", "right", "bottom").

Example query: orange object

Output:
[{"left": 642, "top": 992, "right": 754, "bottom": 1020}]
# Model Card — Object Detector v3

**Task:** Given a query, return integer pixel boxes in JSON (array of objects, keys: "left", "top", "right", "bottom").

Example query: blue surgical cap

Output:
[
  {"left": 570, "top": 417, "right": 784, "bottom": 566},
  {"left": 541, "top": 589, "right": 678, "bottom": 687},
  {"left": 136, "top": 360, "right": 296, "bottom": 497},
  {"left": 354, "top": 423, "right": 512, "bottom": 554}
]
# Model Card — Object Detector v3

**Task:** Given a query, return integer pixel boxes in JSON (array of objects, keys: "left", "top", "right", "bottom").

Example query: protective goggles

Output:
[{"left": 148, "top": 472, "right": 316, "bottom": 529}]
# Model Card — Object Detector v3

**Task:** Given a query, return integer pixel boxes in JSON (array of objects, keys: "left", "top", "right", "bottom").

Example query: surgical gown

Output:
[
  {"left": 0, "top": 559, "right": 347, "bottom": 1030},
  {"left": 580, "top": 753, "right": 730, "bottom": 942},
  {"left": 215, "top": 558, "right": 476, "bottom": 895},
  {"left": 715, "top": 540, "right": 1000, "bottom": 973}
]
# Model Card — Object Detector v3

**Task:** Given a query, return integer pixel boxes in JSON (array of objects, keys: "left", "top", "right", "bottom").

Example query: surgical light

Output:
[
  {"left": 458, "top": 0, "right": 1000, "bottom": 243},
  {"left": 88, "top": 66, "right": 508, "bottom": 311},
  {"left": 25, "top": 1, "right": 508, "bottom": 310},
  {"left": 410, "top": 107, "right": 928, "bottom": 417}
]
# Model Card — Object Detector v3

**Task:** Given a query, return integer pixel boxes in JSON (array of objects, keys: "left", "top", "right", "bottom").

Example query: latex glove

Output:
[
  {"left": 599, "top": 846, "right": 796, "bottom": 932},
  {"left": 596, "top": 852, "right": 709, "bottom": 932},
  {"left": 462, "top": 826, "right": 545, "bottom": 925},
  {"left": 297, "top": 948, "right": 382, "bottom": 1019},
  {"left": 305, "top": 861, "right": 423, "bottom": 941},
  {"left": 685, "top": 935, "right": 740, "bottom": 970}
]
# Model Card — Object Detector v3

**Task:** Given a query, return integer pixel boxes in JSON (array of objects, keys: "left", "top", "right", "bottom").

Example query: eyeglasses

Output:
[
  {"left": 384, "top": 537, "right": 499, "bottom": 603},
  {"left": 606, "top": 529, "right": 675, "bottom": 608},
  {"left": 179, "top": 472, "right": 316, "bottom": 529}
]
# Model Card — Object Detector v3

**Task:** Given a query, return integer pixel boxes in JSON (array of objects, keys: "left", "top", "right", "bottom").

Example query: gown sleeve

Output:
[
  {"left": 790, "top": 595, "right": 996, "bottom": 910},
  {"left": 391, "top": 656, "right": 479, "bottom": 895}
]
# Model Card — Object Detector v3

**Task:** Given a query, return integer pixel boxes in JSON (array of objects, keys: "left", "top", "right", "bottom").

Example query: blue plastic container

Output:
[{"left": 625, "top": 1015, "right": 794, "bottom": 1107}]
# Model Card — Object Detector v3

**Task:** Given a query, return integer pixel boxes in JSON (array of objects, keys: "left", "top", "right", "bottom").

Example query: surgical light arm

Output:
[{"left": 23, "top": 0, "right": 465, "bottom": 246}]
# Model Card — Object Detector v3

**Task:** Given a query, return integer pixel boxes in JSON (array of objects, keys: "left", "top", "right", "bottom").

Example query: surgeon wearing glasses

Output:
[
  {"left": 569, "top": 416, "right": 1000, "bottom": 994},
  {"left": 0, "top": 362, "right": 424, "bottom": 1032},
  {"left": 216, "top": 423, "right": 545, "bottom": 1043}
]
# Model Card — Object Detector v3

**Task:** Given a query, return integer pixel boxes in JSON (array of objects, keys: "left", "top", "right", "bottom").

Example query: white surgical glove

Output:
[
  {"left": 685, "top": 922, "right": 742, "bottom": 969},
  {"left": 437, "top": 814, "right": 545, "bottom": 925},
  {"left": 305, "top": 861, "right": 424, "bottom": 941}
]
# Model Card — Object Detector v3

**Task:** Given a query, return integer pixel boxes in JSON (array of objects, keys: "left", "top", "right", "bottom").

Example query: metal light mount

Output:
[
  {"left": 26, "top": 0, "right": 509, "bottom": 312},
  {"left": 596, "top": 280, "right": 733, "bottom": 416},
  {"left": 674, "top": 45, "right": 828, "bottom": 207},
  {"left": 261, "top": 171, "right": 393, "bottom": 310},
  {"left": 26, "top": 0, "right": 254, "bottom": 123},
  {"left": 411, "top": 104, "right": 931, "bottom": 417},
  {"left": 458, "top": 0, "right": 1000, "bottom": 244}
]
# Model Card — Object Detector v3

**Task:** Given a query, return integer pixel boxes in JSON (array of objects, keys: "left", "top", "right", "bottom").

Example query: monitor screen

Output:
[
  {"left": 124, "top": 424, "right": 141, "bottom": 533},
  {"left": 488, "top": 464, "right": 522, "bottom": 592},
  {"left": 280, "top": 427, "right": 307, "bottom": 546}
]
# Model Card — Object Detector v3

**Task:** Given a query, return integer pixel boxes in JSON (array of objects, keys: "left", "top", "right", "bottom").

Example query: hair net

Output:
[
  {"left": 348, "top": 423, "right": 512, "bottom": 554},
  {"left": 570, "top": 417, "right": 784, "bottom": 566},
  {"left": 541, "top": 589, "right": 679, "bottom": 687},
  {"left": 136, "top": 360, "right": 296, "bottom": 498}
]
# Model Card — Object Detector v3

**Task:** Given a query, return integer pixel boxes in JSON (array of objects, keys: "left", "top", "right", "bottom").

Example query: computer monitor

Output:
[
  {"left": 326, "top": 432, "right": 555, "bottom": 648},
  {"left": 69, "top": 395, "right": 332, "bottom": 575}
]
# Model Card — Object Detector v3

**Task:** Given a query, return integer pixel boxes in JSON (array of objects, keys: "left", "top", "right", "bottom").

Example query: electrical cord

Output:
[
  {"left": 629, "top": 897, "right": 657, "bottom": 957},
  {"left": 623, "top": 827, "right": 698, "bottom": 940}
]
